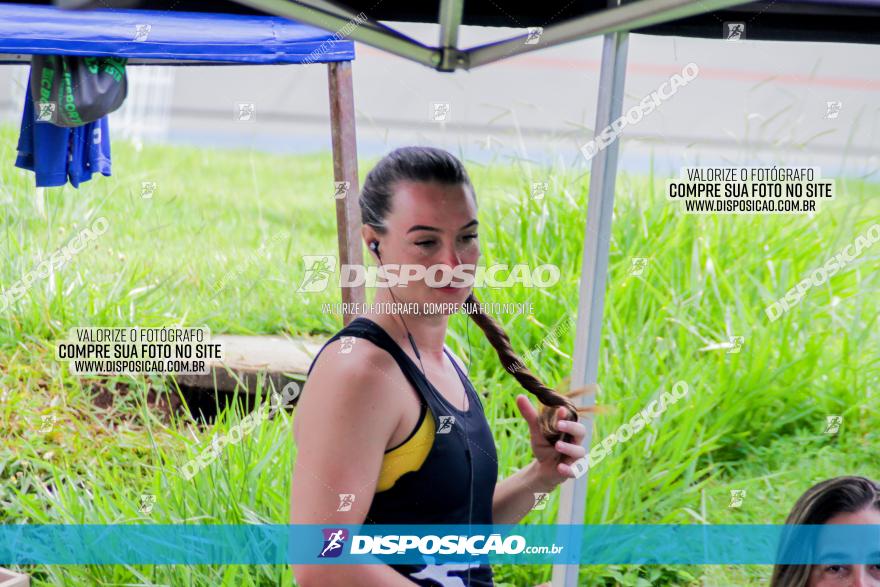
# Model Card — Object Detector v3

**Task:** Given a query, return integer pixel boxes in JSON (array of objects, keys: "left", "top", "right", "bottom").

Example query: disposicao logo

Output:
[
  {"left": 318, "top": 528, "right": 348, "bottom": 558},
  {"left": 316, "top": 530, "right": 559, "bottom": 558}
]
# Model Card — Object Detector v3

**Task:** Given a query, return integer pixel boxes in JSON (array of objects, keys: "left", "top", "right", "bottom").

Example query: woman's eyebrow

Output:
[
  {"left": 406, "top": 219, "right": 478, "bottom": 234},
  {"left": 460, "top": 219, "right": 479, "bottom": 230}
]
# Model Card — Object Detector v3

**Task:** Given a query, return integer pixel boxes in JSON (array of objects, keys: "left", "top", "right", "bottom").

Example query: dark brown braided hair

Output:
[{"left": 360, "top": 146, "right": 596, "bottom": 445}]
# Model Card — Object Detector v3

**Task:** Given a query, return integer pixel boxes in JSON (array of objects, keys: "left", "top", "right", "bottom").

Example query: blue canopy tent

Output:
[
  {"left": 0, "top": 4, "right": 355, "bottom": 64},
  {"left": 0, "top": 2, "right": 366, "bottom": 321}
]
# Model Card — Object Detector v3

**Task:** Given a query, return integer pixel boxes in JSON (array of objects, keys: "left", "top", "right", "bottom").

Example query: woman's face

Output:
[
  {"left": 372, "top": 180, "right": 480, "bottom": 310},
  {"left": 807, "top": 507, "right": 880, "bottom": 587}
]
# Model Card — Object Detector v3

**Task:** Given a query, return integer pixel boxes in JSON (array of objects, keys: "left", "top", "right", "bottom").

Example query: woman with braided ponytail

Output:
[
  {"left": 464, "top": 291, "right": 590, "bottom": 446},
  {"left": 291, "top": 146, "right": 593, "bottom": 587}
]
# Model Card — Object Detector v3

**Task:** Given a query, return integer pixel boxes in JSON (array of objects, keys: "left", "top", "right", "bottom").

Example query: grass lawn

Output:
[{"left": 1, "top": 126, "right": 878, "bottom": 586}]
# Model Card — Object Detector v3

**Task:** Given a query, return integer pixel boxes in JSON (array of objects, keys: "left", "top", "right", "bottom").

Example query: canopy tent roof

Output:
[
  {"left": 221, "top": 0, "right": 880, "bottom": 70},
  {"left": 5, "top": 0, "right": 878, "bottom": 71},
  {"left": 0, "top": 3, "right": 355, "bottom": 64}
]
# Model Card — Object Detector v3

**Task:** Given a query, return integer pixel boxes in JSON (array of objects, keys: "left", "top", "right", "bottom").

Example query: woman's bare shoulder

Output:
[
  {"left": 309, "top": 336, "right": 402, "bottom": 389},
  {"left": 297, "top": 336, "right": 405, "bottom": 427},
  {"left": 291, "top": 336, "right": 405, "bottom": 520}
]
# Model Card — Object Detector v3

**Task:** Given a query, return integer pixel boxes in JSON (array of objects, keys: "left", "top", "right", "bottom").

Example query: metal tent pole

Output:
[
  {"left": 235, "top": 0, "right": 440, "bottom": 68},
  {"left": 327, "top": 60, "right": 364, "bottom": 325},
  {"left": 466, "top": 0, "right": 747, "bottom": 69},
  {"left": 230, "top": 0, "right": 749, "bottom": 72},
  {"left": 551, "top": 27, "right": 629, "bottom": 587}
]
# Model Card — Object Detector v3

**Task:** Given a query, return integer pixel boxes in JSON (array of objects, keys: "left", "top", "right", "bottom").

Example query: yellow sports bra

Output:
[{"left": 376, "top": 404, "right": 435, "bottom": 492}]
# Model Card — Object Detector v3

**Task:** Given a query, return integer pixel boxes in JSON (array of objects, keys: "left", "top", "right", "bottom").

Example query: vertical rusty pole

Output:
[{"left": 327, "top": 61, "right": 364, "bottom": 325}]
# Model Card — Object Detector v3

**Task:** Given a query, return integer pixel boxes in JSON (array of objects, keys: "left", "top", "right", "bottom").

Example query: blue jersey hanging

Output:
[{"left": 15, "top": 71, "right": 112, "bottom": 188}]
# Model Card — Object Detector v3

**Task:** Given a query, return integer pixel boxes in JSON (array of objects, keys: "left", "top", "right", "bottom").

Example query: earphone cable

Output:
[
  {"left": 464, "top": 310, "right": 473, "bottom": 585},
  {"left": 373, "top": 243, "right": 476, "bottom": 583}
]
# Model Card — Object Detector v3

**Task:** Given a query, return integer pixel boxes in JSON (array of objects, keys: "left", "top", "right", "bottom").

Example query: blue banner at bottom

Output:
[{"left": 0, "top": 525, "right": 878, "bottom": 565}]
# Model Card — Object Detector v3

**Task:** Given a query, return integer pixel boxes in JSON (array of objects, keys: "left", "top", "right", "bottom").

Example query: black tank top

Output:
[{"left": 307, "top": 317, "right": 498, "bottom": 586}]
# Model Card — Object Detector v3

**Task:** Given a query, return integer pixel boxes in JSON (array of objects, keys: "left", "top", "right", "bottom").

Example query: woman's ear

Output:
[{"left": 361, "top": 226, "right": 380, "bottom": 259}]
